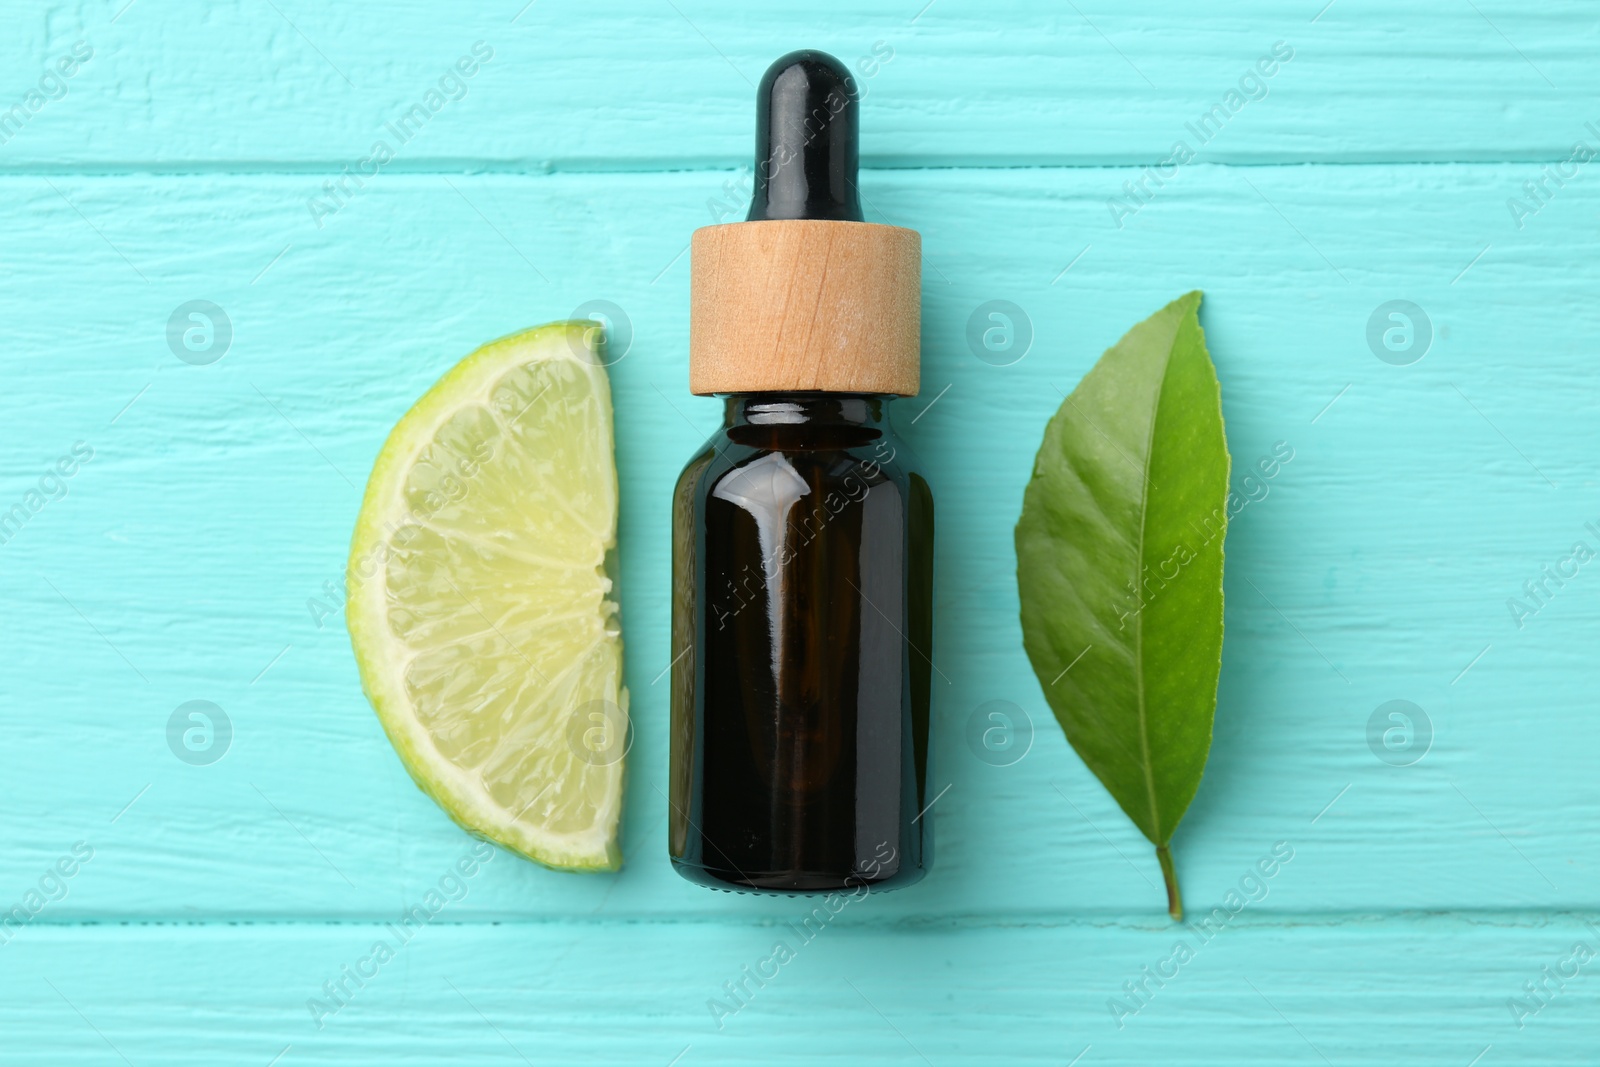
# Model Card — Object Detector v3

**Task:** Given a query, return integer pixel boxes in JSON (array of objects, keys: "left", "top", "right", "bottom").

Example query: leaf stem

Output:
[{"left": 1156, "top": 845, "right": 1183, "bottom": 921}]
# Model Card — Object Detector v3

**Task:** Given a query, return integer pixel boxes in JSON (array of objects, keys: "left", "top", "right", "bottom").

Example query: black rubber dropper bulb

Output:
[{"left": 746, "top": 50, "right": 864, "bottom": 223}]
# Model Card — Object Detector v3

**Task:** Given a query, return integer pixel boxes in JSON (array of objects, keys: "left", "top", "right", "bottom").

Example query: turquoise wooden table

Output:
[{"left": 3, "top": 2, "right": 1597, "bottom": 1063}]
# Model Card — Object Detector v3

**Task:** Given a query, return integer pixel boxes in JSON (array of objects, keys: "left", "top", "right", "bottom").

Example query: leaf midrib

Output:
[{"left": 1131, "top": 334, "right": 1175, "bottom": 848}]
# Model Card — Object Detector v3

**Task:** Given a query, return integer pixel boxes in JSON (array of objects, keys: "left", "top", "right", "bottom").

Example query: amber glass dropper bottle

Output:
[{"left": 669, "top": 49, "right": 933, "bottom": 894}]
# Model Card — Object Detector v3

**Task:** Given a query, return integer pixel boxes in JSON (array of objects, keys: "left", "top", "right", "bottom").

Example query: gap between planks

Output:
[
  {"left": 0, "top": 156, "right": 1593, "bottom": 179},
  {"left": 14, "top": 908, "right": 1600, "bottom": 932}
]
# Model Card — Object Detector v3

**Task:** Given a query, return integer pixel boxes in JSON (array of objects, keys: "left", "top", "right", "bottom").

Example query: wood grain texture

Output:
[
  {"left": 2, "top": 166, "right": 1594, "bottom": 925},
  {"left": 2, "top": 1, "right": 1598, "bottom": 1061},
  {"left": 0, "top": 2, "right": 1597, "bottom": 169},
  {"left": 2, "top": 918, "right": 1597, "bottom": 1065},
  {"left": 691, "top": 220, "right": 920, "bottom": 394}
]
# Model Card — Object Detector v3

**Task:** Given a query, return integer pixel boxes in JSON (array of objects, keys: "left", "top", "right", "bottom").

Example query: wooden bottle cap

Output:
[{"left": 690, "top": 219, "right": 921, "bottom": 396}]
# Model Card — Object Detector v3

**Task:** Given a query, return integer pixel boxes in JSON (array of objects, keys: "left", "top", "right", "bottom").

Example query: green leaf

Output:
[{"left": 1015, "top": 291, "right": 1229, "bottom": 920}]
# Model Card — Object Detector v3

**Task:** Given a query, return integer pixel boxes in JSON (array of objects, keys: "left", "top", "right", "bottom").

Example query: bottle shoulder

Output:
[
  {"left": 675, "top": 396, "right": 931, "bottom": 504},
  {"left": 682, "top": 432, "right": 922, "bottom": 495}
]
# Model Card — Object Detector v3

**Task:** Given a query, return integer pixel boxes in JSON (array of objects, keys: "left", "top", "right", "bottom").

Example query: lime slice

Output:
[{"left": 347, "top": 321, "right": 626, "bottom": 871}]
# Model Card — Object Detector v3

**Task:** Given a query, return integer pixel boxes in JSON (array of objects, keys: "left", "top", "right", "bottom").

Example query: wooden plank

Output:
[
  {"left": 0, "top": 165, "right": 1594, "bottom": 921},
  {"left": 1, "top": 918, "right": 1593, "bottom": 1063},
  {"left": 0, "top": 1, "right": 1597, "bottom": 168}
]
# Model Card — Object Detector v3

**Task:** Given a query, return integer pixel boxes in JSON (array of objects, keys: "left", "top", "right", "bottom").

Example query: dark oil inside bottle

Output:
[{"left": 670, "top": 395, "right": 933, "bottom": 893}]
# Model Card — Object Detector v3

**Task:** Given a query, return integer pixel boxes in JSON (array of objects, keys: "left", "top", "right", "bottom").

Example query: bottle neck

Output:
[{"left": 722, "top": 393, "right": 890, "bottom": 430}]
